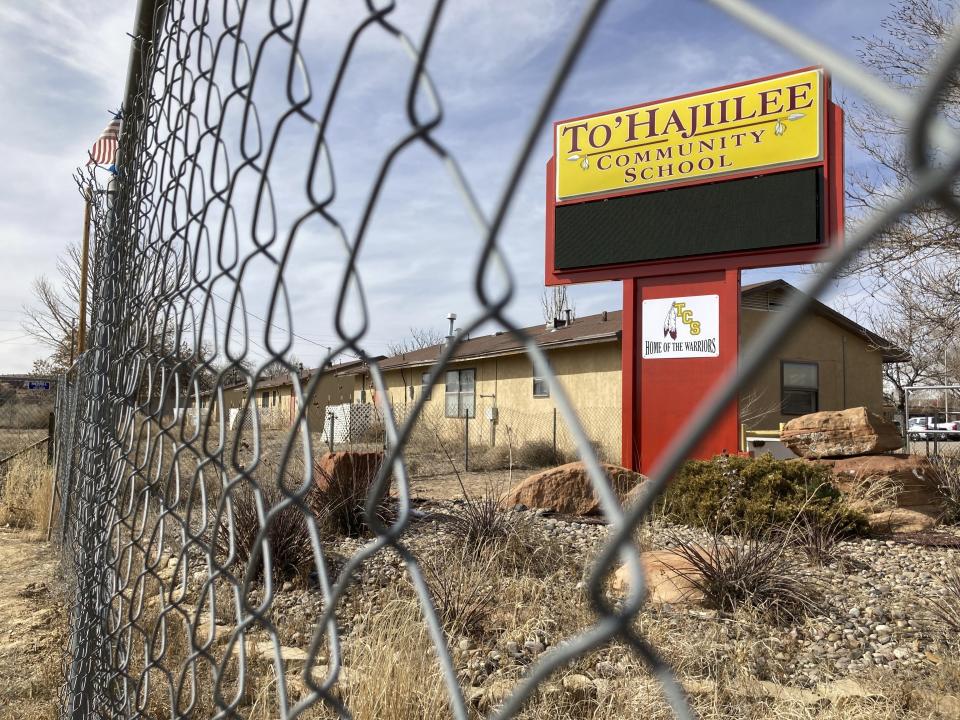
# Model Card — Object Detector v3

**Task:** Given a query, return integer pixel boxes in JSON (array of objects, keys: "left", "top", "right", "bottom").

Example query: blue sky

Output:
[{"left": 0, "top": 1, "right": 905, "bottom": 371}]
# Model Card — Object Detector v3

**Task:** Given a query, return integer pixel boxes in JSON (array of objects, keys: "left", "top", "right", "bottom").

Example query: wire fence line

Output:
[{"left": 47, "top": 0, "right": 960, "bottom": 718}]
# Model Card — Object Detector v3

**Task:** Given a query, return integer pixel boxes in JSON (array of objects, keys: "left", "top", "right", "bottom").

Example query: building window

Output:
[
  {"left": 272, "top": 390, "right": 278, "bottom": 407},
  {"left": 421, "top": 372, "right": 432, "bottom": 401},
  {"left": 261, "top": 390, "right": 269, "bottom": 408},
  {"left": 781, "top": 361, "right": 818, "bottom": 415},
  {"left": 445, "top": 368, "right": 475, "bottom": 418},
  {"left": 532, "top": 375, "right": 549, "bottom": 398}
]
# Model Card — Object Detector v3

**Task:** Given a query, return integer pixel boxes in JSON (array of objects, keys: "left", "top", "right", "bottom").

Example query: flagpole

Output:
[{"left": 77, "top": 185, "right": 92, "bottom": 354}]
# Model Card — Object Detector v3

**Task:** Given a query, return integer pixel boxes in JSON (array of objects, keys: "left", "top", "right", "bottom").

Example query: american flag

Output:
[{"left": 86, "top": 112, "right": 122, "bottom": 167}]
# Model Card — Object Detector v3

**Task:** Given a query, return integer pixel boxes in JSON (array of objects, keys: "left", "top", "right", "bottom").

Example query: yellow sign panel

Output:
[{"left": 555, "top": 69, "right": 822, "bottom": 201}]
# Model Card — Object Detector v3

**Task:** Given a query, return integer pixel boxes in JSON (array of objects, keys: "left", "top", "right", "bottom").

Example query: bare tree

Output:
[
  {"left": 387, "top": 327, "right": 444, "bottom": 356},
  {"left": 844, "top": 0, "right": 960, "bottom": 326},
  {"left": 840, "top": 276, "right": 960, "bottom": 417},
  {"left": 20, "top": 242, "right": 85, "bottom": 371},
  {"left": 541, "top": 286, "right": 576, "bottom": 325},
  {"left": 262, "top": 354, "right": 305, "bottom": 379},
  {"left": 739, "top": 388, "right": 784, "bottom": 429}
]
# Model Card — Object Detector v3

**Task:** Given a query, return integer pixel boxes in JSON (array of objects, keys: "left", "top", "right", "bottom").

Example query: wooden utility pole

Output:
[
  {"left": 69, "top": 318, "right": 76, "bottom": 365},
  {"left": 78, "top": 186, "right": 92, "bottom": 354}
]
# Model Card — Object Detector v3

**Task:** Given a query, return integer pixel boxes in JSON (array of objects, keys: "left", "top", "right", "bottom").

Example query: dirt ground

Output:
[
  {"left": 411, "top": 468, "right": 517, "bottom": 499},
  {"left": 0, "top": 528, "right": 66, "bottom": 720}
]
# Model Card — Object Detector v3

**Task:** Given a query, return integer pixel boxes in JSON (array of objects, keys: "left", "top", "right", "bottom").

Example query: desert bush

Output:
[
  {"left": 668, "top": 527, "right": 822, "bottom": 624},
  {"left": 419, "top": 546, "right": 499, "bottom": 636},
  {"left": 659, "top": 454, "right": 867, "bottom": 536},
  {"left": 467, "top": 443, "right": 511, "bottom": 471},
  {"left": 846, "top": 469, "right": 902, "bottom": 514},
  {"left": 928, "top": 564, "right": 960, "bottom": 647},
  {"left": 0, "top": 447, "right": 53, "bottom": 532},
  {"left": 216, "top": 482, "right": 315, "bottom": 583},
  {"left": 515, "top": 440, "right": 570, "bottom": 469},
  {"left": 448, "top": 491, "right": 517, "bottom": 552},
  {"left": 791, "top": 510, "right": 848, "bottom": 567},
  {"left": 929, "top": 454, "right": 960, "bottom": 523},
  {"left": 311, "top": 458, "right": 394, "bottom": 537}
]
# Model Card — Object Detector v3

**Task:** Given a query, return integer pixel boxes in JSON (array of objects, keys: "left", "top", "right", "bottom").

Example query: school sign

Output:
[
  {"left": 555, "top": 68, "right": 822, "bottom": 200},
  {"left": 544, "top": 67, "right": 844, "bottom": 474}
]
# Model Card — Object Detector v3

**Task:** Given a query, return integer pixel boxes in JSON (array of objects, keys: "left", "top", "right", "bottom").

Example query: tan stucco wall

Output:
[
  {"left": 739, "top": 308, "right": 885, "bottom": 431},
  {"left": 351, "top": 341, "right": 623, "bottom": 461},
  {"left": 344, "top": 309, "right": 888, "bottom": 460},
  {"left": 192, "top": 371, "right": 354, "bottom": 433}
]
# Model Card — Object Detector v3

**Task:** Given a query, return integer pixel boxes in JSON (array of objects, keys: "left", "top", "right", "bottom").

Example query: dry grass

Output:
[
  {"left": 0, "top": 447, "right": 53, "bottom": 535},
  {"left": 846, "top": 469, "right": 902, "bottom": 514},
  {"left": 928, "top": 564, "right": 960, "bottom": 648},
  {"left": 332, "top": 595, "right": 450, "bottom": 720},
  {"left": 929, "top": 455, "right": 960, "bottom": 523}
]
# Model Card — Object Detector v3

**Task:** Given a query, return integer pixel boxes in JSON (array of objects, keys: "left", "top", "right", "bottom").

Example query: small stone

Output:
[
  {"left": 505, "top": 641, "right": 519, "bottom": 656},
  {"left": 281, "top": 581, "right": 293, "bottom": 592},
  {"left": 459, "top": 638, "right": 473, "bottom": 651},
  {"left": 595, "top": 661, "right": 621, "bottom": 678},
  {"left": 524, "top": 641, "right": 545, "bottom": 655},
  {"left": 893, "top": 647, "right": 910, "bottom": 660},
  {"left": 562, "top": 674, "right": 596, "bottom": 700}
]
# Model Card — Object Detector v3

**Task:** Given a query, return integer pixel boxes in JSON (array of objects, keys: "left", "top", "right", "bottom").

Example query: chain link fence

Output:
[
  {"left": 0, "top": 375, "right": 55, "bottom": 465},
  {"left": 49, "top": 0, "right": 960, "bottom": 718}
]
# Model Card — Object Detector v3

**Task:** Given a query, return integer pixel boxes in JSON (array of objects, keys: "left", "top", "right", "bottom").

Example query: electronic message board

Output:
[{"left": 546, "top": 68, "right": 843, "bottom": 283}]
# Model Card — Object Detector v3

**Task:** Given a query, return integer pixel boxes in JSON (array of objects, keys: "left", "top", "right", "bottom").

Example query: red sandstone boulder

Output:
[
  {"left": 781, "top": 407, "right": 903, "bottom": 458},
  {"left": 611, "top": 546, "right": 728, "bottom": 605},
  {"left": 867, "top": 507, "right": 939, "bottom": 534},
  {"left": 314, "top": 451, "right": 385, "bottom": 494},
  {"left": 814, "top": 454, "right": 943, "bottom": 526},
  {"left": 501, "top": 462, "right": 643, "bottom": 515},
  {"left": 816, "top": 454, "right": 935, "bottom": 500}
]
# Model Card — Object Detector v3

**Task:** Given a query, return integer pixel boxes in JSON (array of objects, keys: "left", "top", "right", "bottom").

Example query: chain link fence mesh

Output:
[
  {"left": 0, "top": 375, "right": 54, "bottom": 464},
  {"left": 49, "top": 0, "right": 960, "bottom": 717}
]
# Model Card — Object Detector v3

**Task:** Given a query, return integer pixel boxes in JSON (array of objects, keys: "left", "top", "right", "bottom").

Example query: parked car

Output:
[{"left": 907, "top": 416, "right": 960, "bottom": 440}]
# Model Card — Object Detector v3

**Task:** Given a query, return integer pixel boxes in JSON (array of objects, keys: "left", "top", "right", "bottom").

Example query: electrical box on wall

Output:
[{"left": 485, "top": 406, "right": 498, "bottom": 422}]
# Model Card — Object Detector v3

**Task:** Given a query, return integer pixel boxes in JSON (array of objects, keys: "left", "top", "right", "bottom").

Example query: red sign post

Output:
[{"left": 546, "top": 68, "right": 843, "bottom": 473}]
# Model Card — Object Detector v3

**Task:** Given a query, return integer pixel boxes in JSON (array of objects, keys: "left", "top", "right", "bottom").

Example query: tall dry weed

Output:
[
  {"left": 337, "top": 596, "right": 449, "bottom": 720},
  {"left": 0, "top": 447, "right": 53, "bottom": 533}
]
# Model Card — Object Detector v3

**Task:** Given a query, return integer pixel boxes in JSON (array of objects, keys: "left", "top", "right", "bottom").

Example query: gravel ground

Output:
[{"left": 255, "top": 502, "right": 960, "bottom": 697}]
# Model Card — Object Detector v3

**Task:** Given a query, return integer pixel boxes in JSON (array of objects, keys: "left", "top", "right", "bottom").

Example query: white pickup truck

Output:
[{"left": 907, "top": 416, "right": 960, "bottom": 440}]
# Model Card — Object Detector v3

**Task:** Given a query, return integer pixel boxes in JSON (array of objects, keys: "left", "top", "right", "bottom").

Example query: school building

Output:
[{"left": 339, "top": 280, "right": 905, "bottom": 463}]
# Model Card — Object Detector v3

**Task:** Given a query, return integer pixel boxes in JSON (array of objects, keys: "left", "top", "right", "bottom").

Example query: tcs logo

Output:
[{"left": 672, "top": 302, "right": 701, "bottom": 336}]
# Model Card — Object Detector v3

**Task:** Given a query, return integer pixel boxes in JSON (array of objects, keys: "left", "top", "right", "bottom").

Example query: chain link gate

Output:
[{"left": 51, "top": 0, "right": 960, "bottom": 718}]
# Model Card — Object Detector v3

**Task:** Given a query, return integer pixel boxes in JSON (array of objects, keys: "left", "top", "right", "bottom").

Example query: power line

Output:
[{"left": 207, "top": 290, "right": 361, "bottom": 360}]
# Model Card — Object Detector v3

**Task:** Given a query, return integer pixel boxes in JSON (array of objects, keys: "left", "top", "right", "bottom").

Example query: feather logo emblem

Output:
[{"left": 663, "top": 301, "right": 701, "bottom": 339}]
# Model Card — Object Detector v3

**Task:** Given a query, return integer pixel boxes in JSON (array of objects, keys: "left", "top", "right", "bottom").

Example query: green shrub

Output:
[{"left": 659, "top": 454, "right": 867, "bottom": 536}]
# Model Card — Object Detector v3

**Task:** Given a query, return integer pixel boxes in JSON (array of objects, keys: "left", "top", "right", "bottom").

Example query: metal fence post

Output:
[
  {"left": 46, "top": 411, "right": 55, "bottom": 465},
  {"left": 328, "top": 411, "right": 335, "bottom": 454},
  {"left": 552, "top": 407, "right": 557, "bottom": 463},
  {"left": 464, "top": 411, "right": 470, "bottom": 472}
]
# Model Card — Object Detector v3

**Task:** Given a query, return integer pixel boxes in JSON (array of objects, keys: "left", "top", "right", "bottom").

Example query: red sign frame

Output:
[{"left": 545, "top": 67, "right": 844, "bottom": 286}]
